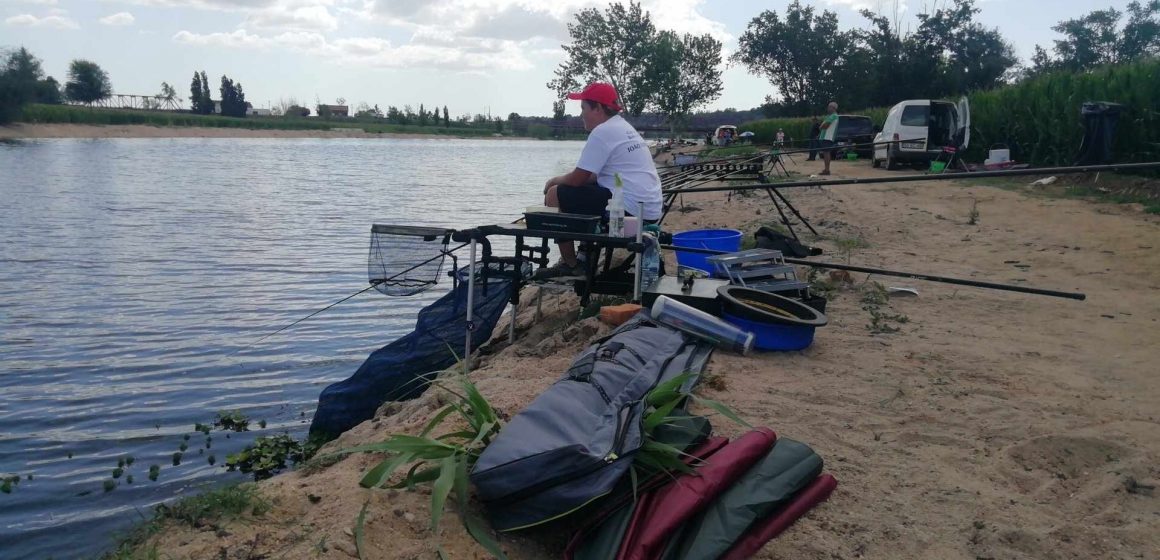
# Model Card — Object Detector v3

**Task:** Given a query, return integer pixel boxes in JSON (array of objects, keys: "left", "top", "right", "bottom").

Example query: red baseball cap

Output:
[{"left": 566, "top": 82, "right": 621, "bottom": 111}]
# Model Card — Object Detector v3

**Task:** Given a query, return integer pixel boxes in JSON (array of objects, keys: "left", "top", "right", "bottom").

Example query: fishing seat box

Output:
[{"left": 524, "top": 209, "right": 602, "bottom": 234}]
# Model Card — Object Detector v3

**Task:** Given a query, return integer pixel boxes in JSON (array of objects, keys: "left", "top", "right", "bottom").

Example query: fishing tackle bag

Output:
[{"left": 470, "top": 314, "right": 713, "bottom": 531}]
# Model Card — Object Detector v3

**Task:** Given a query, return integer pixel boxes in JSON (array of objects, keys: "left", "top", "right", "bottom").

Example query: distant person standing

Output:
[
  {"left": 807, "top": 117, "right": 821, "bottom": 161},
  {"left": 775, "top": 128, "right": 786, "bottom": 146},
  {"left": 817, "top": 102, "right": 839, "bottom": 175}
]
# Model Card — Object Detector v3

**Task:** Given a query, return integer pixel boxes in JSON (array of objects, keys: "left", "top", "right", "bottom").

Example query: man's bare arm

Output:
[{"left": 545, "top": 168, "right": 596, "bottom": 191}]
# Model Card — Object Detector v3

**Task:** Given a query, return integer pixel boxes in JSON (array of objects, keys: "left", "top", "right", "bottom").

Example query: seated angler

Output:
[{"left": 537, "top": 82, "right": 664, "bottom": 279}]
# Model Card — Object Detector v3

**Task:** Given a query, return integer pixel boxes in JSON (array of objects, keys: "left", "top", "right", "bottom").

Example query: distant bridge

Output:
[
  {"left": 68, "top": 94, "right": 183, "bottom": 111},
  {"left": 543, "top": 123, "right": 718, "bottom": 136}
]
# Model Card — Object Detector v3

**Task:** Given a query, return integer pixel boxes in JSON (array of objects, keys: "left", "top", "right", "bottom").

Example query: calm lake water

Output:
[{"left": 0, "top": 137, "right": 584, "bottom": 559}]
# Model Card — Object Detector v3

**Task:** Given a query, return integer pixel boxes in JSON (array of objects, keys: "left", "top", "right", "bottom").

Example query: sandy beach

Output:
[
  {"left": 116, "top": 155, "right": 1160, "bottom": 559},
  {"left": 0, "top": 123, "right": 498, "bottom": 140}
]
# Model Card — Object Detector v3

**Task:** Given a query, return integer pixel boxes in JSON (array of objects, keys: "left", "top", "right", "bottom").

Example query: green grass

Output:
[
  {"left": 101, "top": 483, "right": 270, "bottom": 559},
  {"left": 18, "top": 104, "right": 504, "bottom": 138}
]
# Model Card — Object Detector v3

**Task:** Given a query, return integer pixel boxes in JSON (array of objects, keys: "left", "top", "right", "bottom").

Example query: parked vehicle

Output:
[
  {"left": 872, "top": 98, "right": 970, "bottom": 169},
  {"left": 713, "top": 125, "right": 739, "bottom": 146},
  {"left": 832, "top": 115, "right": 875, "bottom": 157}
]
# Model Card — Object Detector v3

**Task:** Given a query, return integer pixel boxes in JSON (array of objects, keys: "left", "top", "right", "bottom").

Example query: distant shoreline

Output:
[{"left": 0, "top": 123, "right": 526, "bottom": 140}]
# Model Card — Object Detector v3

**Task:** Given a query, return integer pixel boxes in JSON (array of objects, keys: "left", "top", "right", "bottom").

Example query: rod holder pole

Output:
[{"left": 464, "top": 238, "right": 476, "bottom": 375}]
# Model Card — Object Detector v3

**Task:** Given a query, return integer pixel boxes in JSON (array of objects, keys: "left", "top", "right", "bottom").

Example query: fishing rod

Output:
[
  {"left": 662, "top": 161, "right": 1160, "bottom": 195},
  {"left": 225, "top": 242, "right": 469, "bottom": 357},
  {"left": 659, "top": 244, "right": 1086, "bottom": 301},
  {"left": 655, "top": 137, "right": 927, "bottom": 170}
]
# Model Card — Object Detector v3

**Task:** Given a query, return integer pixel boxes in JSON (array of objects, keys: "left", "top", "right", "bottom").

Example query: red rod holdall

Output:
[
  {"left": 719, "top": 473, "right": 839, "bottom": 560},
  {"left": 617, "top": 428, "right": 777, "bottom": 560},
  {"left": 564, "top": 436, "right": 730, "bottom": 560}
]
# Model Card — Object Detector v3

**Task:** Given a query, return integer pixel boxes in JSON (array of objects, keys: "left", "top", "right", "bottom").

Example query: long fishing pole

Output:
[
  {"left": 662, "top": 161, "right": 1160, "bottom": 195},
  {"left": 659, "top": 244, "right": 1086, "bottom": 301},
  {"left": 226, "top": 242, "right": 469, "bottom": 357},
  {"left": 655, "top": 137, "right": 927, "bottom": 170}
]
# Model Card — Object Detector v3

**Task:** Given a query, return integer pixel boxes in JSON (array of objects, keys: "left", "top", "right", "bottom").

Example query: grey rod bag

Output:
[{"left": 470, "top": 313, "right": 713, "bottom": 532}]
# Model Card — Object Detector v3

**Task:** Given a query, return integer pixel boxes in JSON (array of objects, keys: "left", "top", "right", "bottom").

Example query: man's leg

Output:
[
  {"left": 544, "top": 185, "right": 579, "bottom": 267},
  {"left": 807, "top": 139, "right": 817, "bottom": 160},
  {"left": 821, "top": 146, "right": 831, "bottom": 174}
]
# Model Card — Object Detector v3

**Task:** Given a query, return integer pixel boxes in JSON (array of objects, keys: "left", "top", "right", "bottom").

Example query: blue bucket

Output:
[{"left": 672, "top": 229, "right": 742, "bottom": 274}]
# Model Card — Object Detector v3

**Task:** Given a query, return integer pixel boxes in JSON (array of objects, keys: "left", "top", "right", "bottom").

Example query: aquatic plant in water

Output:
[{"left": 225, "top": 434, "right": 304, "bottom": 480}]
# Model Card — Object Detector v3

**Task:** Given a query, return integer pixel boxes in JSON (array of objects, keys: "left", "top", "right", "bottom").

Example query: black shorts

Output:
[
  {"left": 818, "top": 140, "right": 837, "bottom": 156},
  {"left": 557, "top": 184, "right": 611, "bottom": 216}
]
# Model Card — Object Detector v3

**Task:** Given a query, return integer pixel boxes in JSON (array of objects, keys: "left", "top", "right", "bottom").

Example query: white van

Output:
[
  {"left": 872, "top": 98, "right": 970, "bottom": 169},
  {"left": 713, "top": 125, "right": 738, "bottom": 146}
]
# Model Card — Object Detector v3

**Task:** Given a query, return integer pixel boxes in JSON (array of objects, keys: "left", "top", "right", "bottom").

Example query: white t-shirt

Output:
[{"left": 575, "top": 115, "right": 663, "bottom": 220}]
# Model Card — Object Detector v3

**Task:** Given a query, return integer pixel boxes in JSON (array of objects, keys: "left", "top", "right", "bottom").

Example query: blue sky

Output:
[{"left": 0, "top": 0, "right": 1137, "bottom": 117}]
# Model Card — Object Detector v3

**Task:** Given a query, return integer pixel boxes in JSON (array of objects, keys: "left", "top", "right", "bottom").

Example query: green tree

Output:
[
  {"left": 37, "top": 76, "right": 62, "bottom": 104},
  {"left": 190, "top": 72, "right": 203, "bottom": 113},
  {"left": 200, "top": 71, "right": 212, "bottom": 113},
  {"left": 1032, "top": 1, "right": 1160, "bottom": 73},
  {"left": 548, "top": 1, "right": 658, "bottom": 116},
  {"left": 418, "top": 103, "right": 428, "bottom": 126},
  {"left": 732, "top": 1, "right": 852, "bottom": 116},
  {"left": 443, "top": 105, "right": 449, "bottom": 127},
  {"left": 1, "top": 48, "right": 38, "bottom": 122},
  {"left": 649, "top": 31, "right": 723, "bottom": 136},
  {"left": 285, "top": 105, "right": 309, "bottom": 117},
  {"left": 64, "top": 59, "right": 112, "bottom": 104},
  {"left": 909, "top": 0, "right": 1017, "bottom": 94},
  {"left": 507, "top": 112, "right": 524, "bottom": 134},
  {"left": 552, "top": 100, "right": 566, "bottom": 121},
  {"left": 494, "top": 117, "right": 504, "bottom": 133},
  {"left": 0, "top": 47, "right": 61, "bottom": 118},
  {"left": 219, "top": 75, "right": 246, "bottom": 117},
  {"left": 158, "top": 81, "right": 176, "bottom": 109}
]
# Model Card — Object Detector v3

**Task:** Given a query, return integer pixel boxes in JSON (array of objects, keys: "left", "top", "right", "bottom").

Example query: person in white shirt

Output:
[{"left": 537, "top": 82, "right": 663, "bottom": 279}]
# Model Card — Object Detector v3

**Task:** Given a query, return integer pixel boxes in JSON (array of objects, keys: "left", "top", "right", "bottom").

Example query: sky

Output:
[{"left": 0, "top": 0, "right": 1141, "bottom": 117}]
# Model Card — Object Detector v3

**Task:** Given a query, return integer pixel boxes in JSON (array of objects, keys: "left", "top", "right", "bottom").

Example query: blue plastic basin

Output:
[
  {"left": 722, "top": 312, "right": 816, "bottom": 351},
  {"left": 672, "top": 229, "right": 742, "bottom": 274},
  {"left": 717, "top": 286, "right": 828, "bottom": 352}
]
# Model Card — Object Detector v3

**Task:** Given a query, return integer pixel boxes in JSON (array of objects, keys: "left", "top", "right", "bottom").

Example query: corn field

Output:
[{"left": 740, "top": 59, "right": 1160, "bottom": 167}]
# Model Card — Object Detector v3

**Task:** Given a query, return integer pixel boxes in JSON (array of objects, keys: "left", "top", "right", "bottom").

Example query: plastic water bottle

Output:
[
  {"left": 641, "top": 231, "right": 660, "bottom": 290},
  {"left": 608, "top": 173, "right": 625, "bottom": 237}
]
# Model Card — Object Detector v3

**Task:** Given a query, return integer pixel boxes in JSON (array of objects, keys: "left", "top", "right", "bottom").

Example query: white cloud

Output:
[
  {"left": 4, "top": 12, "right": 79, "bottom": 29},
  {"left": 164, "top": 0, "right": 733, "bottom": 74},
  {"left": 99, "top": 12, "right": 136, "bottom": 25},
  {"left": 642, "top": 0, "right": 731, "bottom": 42},
  {"left": 821, "top": 0, "right": 910, "bottom": 15},
  {"left": 243, "top": 4, "right": 338, "bottom": 31},
  {"left": 459, "top": 5, "right": 568, "bottom": 41},
  {"left": 173, "top": 26, "right": 535, "bottom": 71}
]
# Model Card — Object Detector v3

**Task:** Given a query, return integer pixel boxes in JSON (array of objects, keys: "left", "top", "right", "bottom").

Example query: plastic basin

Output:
[
  {"left": 717, "top": 286, "right": 828, "bottom": 351},
  {"left": 930, "top": 161, "right": 947, "bottom": 172},
  {"left": 672, "top": 229, "right": 742, "bottom": 274}
]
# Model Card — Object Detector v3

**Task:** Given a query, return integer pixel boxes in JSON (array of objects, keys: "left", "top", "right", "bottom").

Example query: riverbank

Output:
[
  {"left": 110, "top": 157, "right": 1160, "bottom": 559},
  {"left": 0, "top": 123, "right": 511, "bottom": 140}
]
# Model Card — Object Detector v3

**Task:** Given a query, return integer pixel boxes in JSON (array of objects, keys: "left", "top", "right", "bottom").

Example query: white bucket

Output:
[
  {"left": 988, "top": 148, "right": 1010, "bottom": 163},
  {"left": 623, "top": 216, "right": 640, "bottom": 237}
]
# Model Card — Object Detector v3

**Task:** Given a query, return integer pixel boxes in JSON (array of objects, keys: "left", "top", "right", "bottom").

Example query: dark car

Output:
[{"left": 833, "top": 115, "right": 875, "bottom": 157}]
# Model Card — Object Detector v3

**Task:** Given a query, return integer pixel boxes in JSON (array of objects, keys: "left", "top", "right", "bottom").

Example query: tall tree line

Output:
[
  {"left": 0, "top": 47, "right": 112, "bottom": 123},
  {"left": 731, "top": 0, "right": 1159, "bottom": 117}
]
